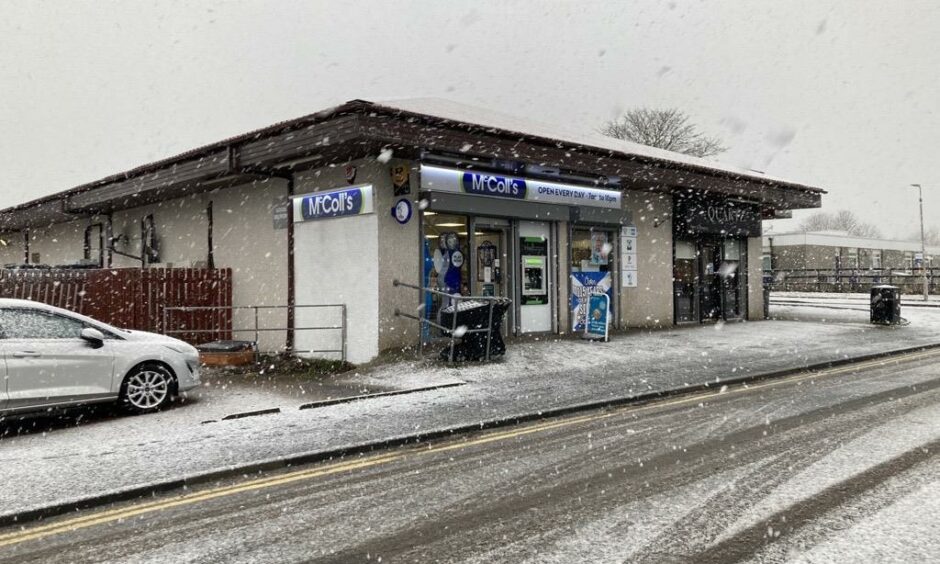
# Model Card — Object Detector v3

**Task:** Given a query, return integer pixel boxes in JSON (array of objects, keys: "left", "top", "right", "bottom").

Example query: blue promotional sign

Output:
[
  {"left": 584, "top": 292, "right": 610, "bottom": 341},
  {"left": 293, "top": 185, "right": 375, "bottom": 222},
  {"left": 461, "top": 172, "right": 527, "bottom": 200},
  {"left": 570, "top": 271, "right": 612, "bottom": 331},
  {"left": 421, "top": 165, "right": 622, "bottom": 209}
]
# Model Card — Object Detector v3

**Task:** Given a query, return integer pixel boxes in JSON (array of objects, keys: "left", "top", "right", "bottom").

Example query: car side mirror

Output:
[{"left": 80, "top": 327, "right": 105, "bottom": 348}]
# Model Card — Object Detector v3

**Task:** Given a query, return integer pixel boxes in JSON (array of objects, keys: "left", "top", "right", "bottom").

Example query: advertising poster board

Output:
[
  {"left": 584, "top": 292, "right": 610, "bottom": 341},
  {"left": 570, "top": 271, "right": 612, "bottom": 331}
]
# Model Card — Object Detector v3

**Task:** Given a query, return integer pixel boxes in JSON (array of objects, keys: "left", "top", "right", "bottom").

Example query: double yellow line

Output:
[{"left": 2, "top": 347, "right": 937, "bottom": 549}]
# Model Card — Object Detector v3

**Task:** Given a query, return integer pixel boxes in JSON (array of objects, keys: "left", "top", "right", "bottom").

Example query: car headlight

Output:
[{"left": 163, "top": 343, "right": 199, "bottom": 356}]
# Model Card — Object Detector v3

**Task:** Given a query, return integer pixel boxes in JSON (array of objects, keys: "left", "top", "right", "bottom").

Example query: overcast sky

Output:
[{"left": 2, "top": 0, "right": 939, "bottom": 239}]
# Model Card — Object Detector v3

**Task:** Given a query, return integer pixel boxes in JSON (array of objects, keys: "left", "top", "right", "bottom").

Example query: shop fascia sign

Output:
[
  {"left": 292, "top": 184, "right": 375, "bottom": 222},
  {"left": 420, "top": 165, "right": 621, "bottom": 210},
  {"left": 674, "top": 196, "right": 761, "bottom": 237}
]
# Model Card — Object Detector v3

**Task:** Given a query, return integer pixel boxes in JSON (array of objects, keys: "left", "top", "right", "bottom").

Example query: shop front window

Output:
[
  {"left": 570, "top": 228, "right": 615, "bottom": 331},
  {"left": 422, "top": 213, "right": 471, "bottom": 334},
  {"left": 571, "top": 229, "right": 613, "bottom": 273}
]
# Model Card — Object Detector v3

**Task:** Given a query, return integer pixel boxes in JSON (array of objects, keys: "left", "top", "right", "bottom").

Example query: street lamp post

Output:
[{"left": 912, "top": 184, "right": 928, "bottom": 301}]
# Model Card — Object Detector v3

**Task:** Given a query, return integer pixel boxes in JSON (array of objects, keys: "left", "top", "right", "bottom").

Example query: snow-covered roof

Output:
[
  {"left": 0, "top": 97, "right": 823, "bottom": 227},
  {"left": 765, "top": 231, "right": 940, "bottom": 254},
  {"left": 373, "top": 97, "right": 821, "bottom": 192}
]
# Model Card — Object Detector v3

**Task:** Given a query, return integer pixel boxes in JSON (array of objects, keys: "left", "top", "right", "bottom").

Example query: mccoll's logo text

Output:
[
  {"left": 461, "top": 172, "right": 527, "bottom": 199},
  {"left": 301, "top": 188, "right": 363, "bottom": 220}
]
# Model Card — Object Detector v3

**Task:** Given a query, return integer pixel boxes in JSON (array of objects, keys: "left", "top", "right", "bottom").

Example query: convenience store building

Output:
[{"left": 0, "top": 99, "right": 824, "bottom": 363}]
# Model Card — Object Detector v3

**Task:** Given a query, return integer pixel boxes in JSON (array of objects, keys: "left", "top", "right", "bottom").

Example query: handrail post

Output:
[
  {"left": 341, "top": 304, "right": 347, "bottom": 362},
  {"left": 254, "top": 306, "right": 260, "bottom": 348},
  {"left": 485, "top": 301, "right": 495, "bottom": 362},
  {"left": 449, "top": 294, "right": 458, "bottom": 363}
]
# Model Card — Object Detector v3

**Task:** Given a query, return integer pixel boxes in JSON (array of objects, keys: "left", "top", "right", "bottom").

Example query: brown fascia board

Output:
[
  {"left": 359, "top": 101, "right": 825, "bottom": 196},
  {"left": 0, "top": 101, "right": 374, "bottom": 217},
  {"left": 0, "top": 99, "right": 823, "bottom": 225}
]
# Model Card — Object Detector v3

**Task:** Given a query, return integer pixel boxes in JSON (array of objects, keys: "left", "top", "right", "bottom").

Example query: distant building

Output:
[{"left": 763, "top": 231, "right": 939, "bottom": 271}]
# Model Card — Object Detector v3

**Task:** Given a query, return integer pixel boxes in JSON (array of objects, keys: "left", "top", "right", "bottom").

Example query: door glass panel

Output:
[
  {"left": 720, "top": 240, "right": 741, "bottom": 318},
  {"left": 473, "top": 229, "right": 506, "bottom": 297},
  {"left": 674, "top": 240, "right": 697, "bottom": 322}
]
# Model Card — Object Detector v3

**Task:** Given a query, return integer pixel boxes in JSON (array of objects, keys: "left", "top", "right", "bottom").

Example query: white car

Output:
[{"left": 0, "top": 298, "right": 201, "bottom": 415}]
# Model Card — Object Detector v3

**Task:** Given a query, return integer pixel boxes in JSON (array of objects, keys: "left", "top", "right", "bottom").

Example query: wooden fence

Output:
[{"left": 0, "top": 267, "right": 233, "bottom": 344}]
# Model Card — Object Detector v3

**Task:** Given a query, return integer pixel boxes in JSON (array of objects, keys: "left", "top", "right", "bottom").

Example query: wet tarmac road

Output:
[{"left": 2, "top": 349, "right": 939, "bottom": 563}]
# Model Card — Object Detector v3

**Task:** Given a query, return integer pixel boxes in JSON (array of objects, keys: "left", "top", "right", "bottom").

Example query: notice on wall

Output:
[
  {"left": 272, "top": 201, "right": 289, "bottom": 230},
  {"left": 620, "top": 225, "right": 638, "bottom": 287},
  {"left": 622, "top": 270, "right": 637, "bottom": 288}
]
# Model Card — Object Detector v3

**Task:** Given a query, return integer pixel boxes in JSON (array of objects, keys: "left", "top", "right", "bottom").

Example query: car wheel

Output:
[{"left": 120, "top": 363, "right": 175, "bottom": 414}]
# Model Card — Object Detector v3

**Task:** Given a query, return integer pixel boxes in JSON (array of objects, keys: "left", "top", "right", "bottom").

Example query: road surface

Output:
[{"left": 2, "top": 349, "right": 939, "bottom": 563}]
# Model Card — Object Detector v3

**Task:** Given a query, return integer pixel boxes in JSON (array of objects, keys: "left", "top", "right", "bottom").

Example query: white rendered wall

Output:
[{"left": 292, "top": 170, "right": 380, "bottom": 364}]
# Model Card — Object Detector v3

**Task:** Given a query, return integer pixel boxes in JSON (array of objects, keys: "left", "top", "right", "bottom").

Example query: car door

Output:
[{"left": 0, "top": 307, "right": 115, "bottom": 409}]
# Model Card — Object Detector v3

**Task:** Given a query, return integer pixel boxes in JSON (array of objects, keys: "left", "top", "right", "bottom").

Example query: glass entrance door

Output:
[
  {"left": 472, "top": 219, "right": 513, "bottom": 335},
  {"left": 699, "top": 242, "right": 723, "bottom": 321},
  {"left": 472, "top": 227, "right": 508, "bottom": 299}
]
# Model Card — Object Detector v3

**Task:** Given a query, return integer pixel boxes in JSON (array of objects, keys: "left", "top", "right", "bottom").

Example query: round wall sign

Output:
[{"left": 392, "top": 198, "right": 412, "bottom": 224}]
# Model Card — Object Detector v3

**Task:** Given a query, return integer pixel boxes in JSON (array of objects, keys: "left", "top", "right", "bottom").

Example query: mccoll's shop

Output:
[
  {"left": 287, "top": 161, "right": 634, "bottom": 364},
  {"left": 417, "top": 165, "right": 633, "bottom": 338}
]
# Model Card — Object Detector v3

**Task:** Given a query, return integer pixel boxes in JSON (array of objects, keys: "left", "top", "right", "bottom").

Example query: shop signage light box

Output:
[
  {"left": 420, "top": 165, "right": 622, "bottom": 210},
  {"left": 292, "top": 184, "right": 375, "bottom": 222}
]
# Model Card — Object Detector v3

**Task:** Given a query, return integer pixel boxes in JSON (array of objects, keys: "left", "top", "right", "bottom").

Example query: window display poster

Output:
[
  {"left": 570, "top": 271, "right": 612, "bottom": 331},
  {"left": 590, "top": 232, "right": 609, "bottom": 265}
]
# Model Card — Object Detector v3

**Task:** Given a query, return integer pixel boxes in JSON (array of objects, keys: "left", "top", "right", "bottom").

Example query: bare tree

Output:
[
  {"left": 600, "top": 107, "right": 727, "bottom": 158},
  {"left": 798, "top": 210, "right": 882, "bottom": 238}
]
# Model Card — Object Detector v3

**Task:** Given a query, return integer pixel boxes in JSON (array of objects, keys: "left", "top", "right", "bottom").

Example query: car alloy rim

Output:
[{"left": 126, "top": 370, "right": 170, "bottom": 409}]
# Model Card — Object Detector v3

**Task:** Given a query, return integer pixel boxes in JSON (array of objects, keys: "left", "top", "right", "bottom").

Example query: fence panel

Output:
[{"left": 0, "top": 267, "right": 232, "bottom": 344}]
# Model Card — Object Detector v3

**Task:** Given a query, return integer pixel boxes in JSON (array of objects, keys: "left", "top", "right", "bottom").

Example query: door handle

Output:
[{"left": 12, "top": 351, "right": 41, "bottom": 358}]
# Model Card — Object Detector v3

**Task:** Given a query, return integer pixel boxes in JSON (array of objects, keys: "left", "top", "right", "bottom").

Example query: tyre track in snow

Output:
[{"left": 302, "top": 370, "right": 940, "bottom": 563}]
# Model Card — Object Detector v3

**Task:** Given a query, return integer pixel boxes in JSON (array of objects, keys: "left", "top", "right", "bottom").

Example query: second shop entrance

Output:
[{"left": 674, "top": 238, "right": 746, "bottom": 323}]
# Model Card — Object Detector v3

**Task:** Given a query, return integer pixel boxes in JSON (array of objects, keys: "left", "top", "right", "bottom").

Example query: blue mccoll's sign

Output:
[
  {"left": 299, "top": 186, "right": 368, "bottom": 221},
  {"left": 461, "top": 172, "right": 527, "bottom": 200}
]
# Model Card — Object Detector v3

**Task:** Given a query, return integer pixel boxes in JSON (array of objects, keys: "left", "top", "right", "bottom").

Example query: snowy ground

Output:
[{"left": 4, "top": 304, "right": 940, "bottom": 518}]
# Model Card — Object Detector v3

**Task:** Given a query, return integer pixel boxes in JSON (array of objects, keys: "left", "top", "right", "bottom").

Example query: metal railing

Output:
[
  {"left": 163, "top": 304, "right": 346, "bottom": 360},
  {"left": 392, "top": 279, "right": 507, "bottom": 362},
  {"left": 767, "top": 268, "right": 940, "bottom": 295}
]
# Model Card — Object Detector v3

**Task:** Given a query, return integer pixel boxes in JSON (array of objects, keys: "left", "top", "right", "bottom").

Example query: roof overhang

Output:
[{"left": 0, "top": 100, "right": 823, "bottom": 231}]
